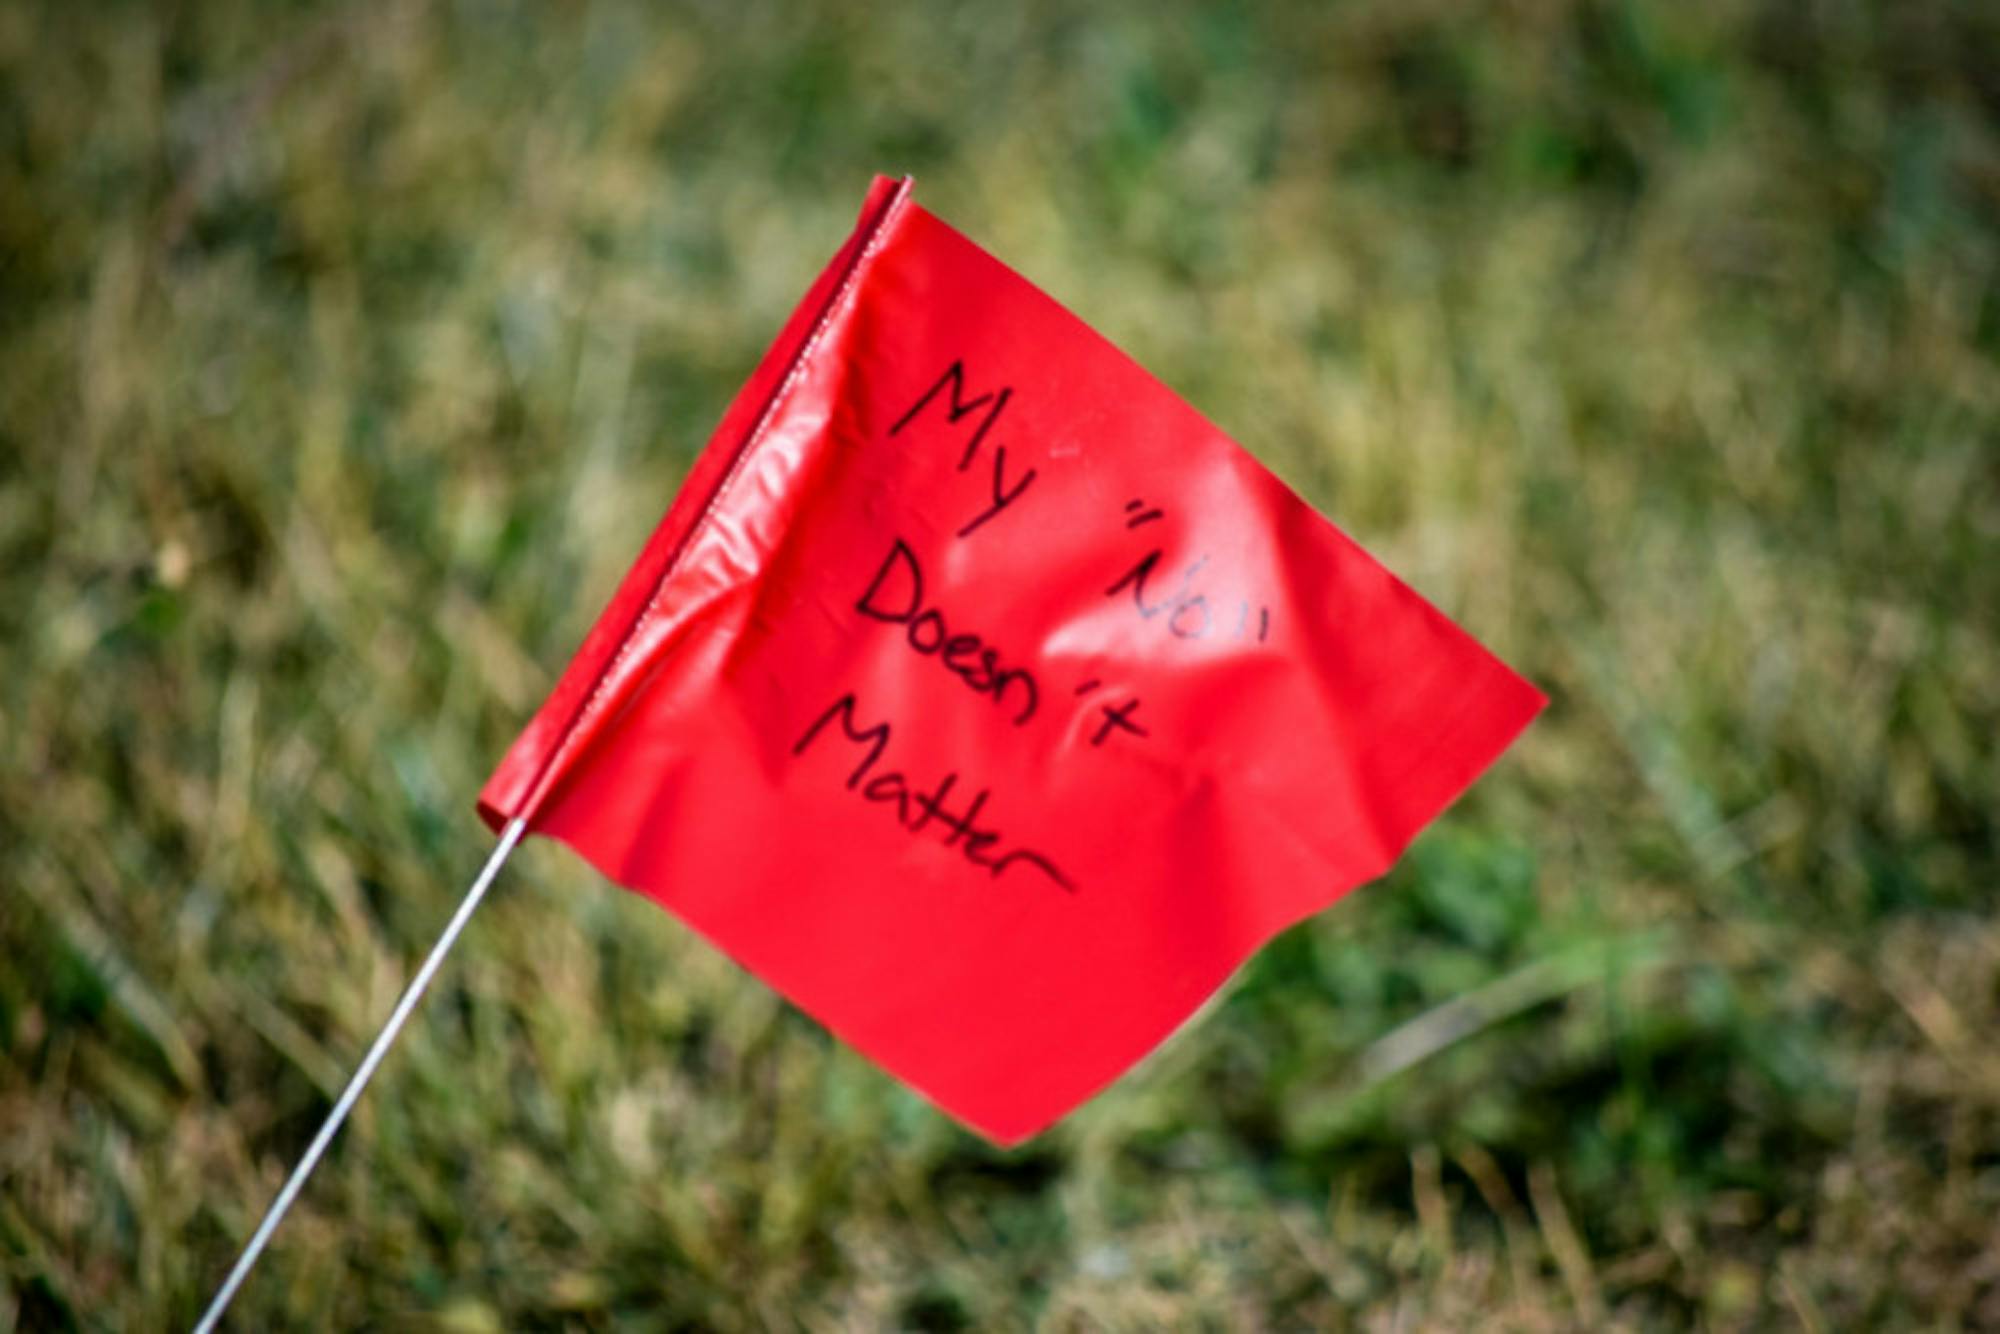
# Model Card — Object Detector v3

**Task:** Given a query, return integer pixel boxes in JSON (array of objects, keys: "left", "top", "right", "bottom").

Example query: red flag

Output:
[{"left": 479, "top": 176, "right": 1544, "bottom": 1145}]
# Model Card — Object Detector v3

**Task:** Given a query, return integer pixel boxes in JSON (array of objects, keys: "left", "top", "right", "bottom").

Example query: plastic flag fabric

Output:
[{"left": 479, "top": 176, "right": 1545, "bottom": 1144}]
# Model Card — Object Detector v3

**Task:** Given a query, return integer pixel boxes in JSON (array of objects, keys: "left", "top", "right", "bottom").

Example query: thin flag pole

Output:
[{"left": 193, "top": 817, "right": 529, "bottom": 1334}]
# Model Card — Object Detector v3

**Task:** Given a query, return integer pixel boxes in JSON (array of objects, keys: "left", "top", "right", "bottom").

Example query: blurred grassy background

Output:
[{"left": 3, "top": 0, "right": 1997, "bottom": 1327}]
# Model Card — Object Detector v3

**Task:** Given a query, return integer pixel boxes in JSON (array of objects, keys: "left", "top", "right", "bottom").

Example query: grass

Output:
[{"left": 2, "top": 0, "right": 1997, "bottom": 1327}]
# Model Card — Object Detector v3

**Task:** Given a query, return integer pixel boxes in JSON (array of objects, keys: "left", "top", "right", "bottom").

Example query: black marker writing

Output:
[
  {"left": 890, "top": 360, "right": 1013, "bottom": 471},
  {"left": 855, "top": 538, "right": 1040, "bottom": 725},
  {"left": 887, "top": 359, "right": 1039, "bottom": 537},
  {"left": 1106, "top": 536, "right": 1271, "bottom": 645},
  {"left": 955, "top": 445, "right": 1036, "bottom": 538},
  {"left": 793, "top": 692, "right": 1074, "bottom": 892},
  {"left": 1090, "top": 696, "right": 1149, "bottom": 747},
  {"left": 1123, "top": 498, "right": 1164, "bottom": 528},
  {"left": 1106, "top": 549, "right": 1207, "bottom": 629}
]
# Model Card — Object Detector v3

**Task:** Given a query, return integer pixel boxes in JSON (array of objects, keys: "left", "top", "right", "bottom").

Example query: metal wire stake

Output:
[{"left": 193, "top": 817, "right": 528, "bottom": 1333}]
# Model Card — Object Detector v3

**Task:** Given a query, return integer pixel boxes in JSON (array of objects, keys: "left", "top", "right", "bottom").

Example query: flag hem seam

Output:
[{"left": 511, "top": 178, "right": 915, "bottom": 823}]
